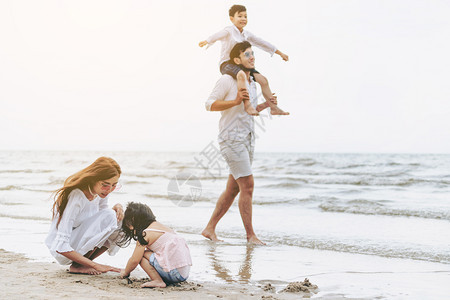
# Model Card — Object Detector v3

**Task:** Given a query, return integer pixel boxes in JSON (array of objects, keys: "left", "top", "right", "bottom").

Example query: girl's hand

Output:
[
  {"left": 199, "top": 40, "right": 208, "bottom": 47},
  {"left": 93, "top": 263, "right": 121, "bottom": 273},
  {"left": 120, "top": 269, "right": 129, "bottom": 278},
  {"left": 112, "top": 204, "right": 124, "bottom": 222}
]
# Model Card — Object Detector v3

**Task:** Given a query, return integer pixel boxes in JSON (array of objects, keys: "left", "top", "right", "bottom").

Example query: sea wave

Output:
[
  {"left": 0, "top": 213, "right": 50, "bottom": 221},
  {"left": 319, "top": 200, "right": 450, "bottom": 220},
  {"left": 0, "top": 169, "right": 53, "bottom": 174}
]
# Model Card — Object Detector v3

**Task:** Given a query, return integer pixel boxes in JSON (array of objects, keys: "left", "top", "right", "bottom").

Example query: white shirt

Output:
[
  {"left": 205, "top": 74, "right": 258, "bottom": 143},
  {"left": 45, "top": 189, "right": 110, "bottom": 255},
  {"left": 206, "top": 25, "right": 277, "bottom": 66}
]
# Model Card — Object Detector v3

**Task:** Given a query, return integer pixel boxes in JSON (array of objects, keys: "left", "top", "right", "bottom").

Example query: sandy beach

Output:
[{"left": 0, "top": 249, "right": 316, "bottom": 300}]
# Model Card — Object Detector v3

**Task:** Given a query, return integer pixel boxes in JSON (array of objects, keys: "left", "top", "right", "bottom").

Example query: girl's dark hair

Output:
[
  {"left": 229, "top": 4, "right": 246, "bottom": 17},
  {"left": 117, "top": 202, "right": 156, "bottom": 247}
]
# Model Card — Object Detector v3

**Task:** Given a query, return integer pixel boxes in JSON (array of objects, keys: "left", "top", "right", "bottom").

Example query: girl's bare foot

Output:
[
  {"left": 244, "top": 100, "right": 259, "bottom": 116},
  {"left": 69, "top": 264, "right": 101, "bottom": 275},
  {"left": 141, "top": 280, "right": 167, "bottom": 288},
  {"left": 248, "top": 235, "right": 266, "bottom": 245},
  {"left": 201, "top": 228, "right": 223, "bottom": 242}
]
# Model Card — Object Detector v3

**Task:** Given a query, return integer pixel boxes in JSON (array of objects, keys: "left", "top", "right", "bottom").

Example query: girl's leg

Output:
[
  {"left": 237, "top": 70, "right": 259, "bottom": 116},
  {"left": 140, "top": 252, "right": 166, "bottom": 288},
  {"left": 253, "top": 73, "right": 289, "bottom": 115}
]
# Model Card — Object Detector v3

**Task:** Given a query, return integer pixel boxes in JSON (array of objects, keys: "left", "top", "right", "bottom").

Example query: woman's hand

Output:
[
  {"left": 112, "top": 203, "right": 124, "bottom": 222},
  {"left": 93, "top": 263, "right": 121, "bottom": 273}
]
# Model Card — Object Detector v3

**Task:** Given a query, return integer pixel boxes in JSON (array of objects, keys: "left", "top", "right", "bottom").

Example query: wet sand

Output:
[{"left": 0, "top": 249, "right": 314, "bottom": 300}]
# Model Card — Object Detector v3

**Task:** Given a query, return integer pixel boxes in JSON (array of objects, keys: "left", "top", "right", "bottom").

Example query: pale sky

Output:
[{"left": 1, "top": 0, "right": 449, "bottom": 153}]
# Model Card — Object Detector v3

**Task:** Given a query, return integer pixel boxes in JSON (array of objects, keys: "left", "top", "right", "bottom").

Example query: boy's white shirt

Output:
[{"left": 206, "top": 25, "right": 277, "bottom": 66}]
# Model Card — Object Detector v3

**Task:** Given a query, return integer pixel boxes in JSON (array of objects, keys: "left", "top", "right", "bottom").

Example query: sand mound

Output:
[{"left": 281, "top": 278, "right": 318, "bottom": 294}]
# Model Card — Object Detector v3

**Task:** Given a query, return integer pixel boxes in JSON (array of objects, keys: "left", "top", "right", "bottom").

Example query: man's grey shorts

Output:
[{"left": 219, "top": 134, "right": 254, "bottom": 180}]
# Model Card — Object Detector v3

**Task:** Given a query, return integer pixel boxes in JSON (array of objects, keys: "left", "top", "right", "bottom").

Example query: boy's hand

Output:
[
  {"left": 235, "top": 88, "right": 249, "bottom": 106},
  {"left": 280, "top": 53, "right": 289, "bottom": 61},
  {"left": 199, "top": 40, "right": 208, "bottom": 47}
]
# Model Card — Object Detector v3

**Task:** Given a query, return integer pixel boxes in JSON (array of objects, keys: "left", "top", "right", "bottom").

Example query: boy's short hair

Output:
[
  {"left": 230, "top": 41, "right": 252, "bottom": 63},
  {"left": 229, "top": 4, "right": 246, "bottom": 17}
]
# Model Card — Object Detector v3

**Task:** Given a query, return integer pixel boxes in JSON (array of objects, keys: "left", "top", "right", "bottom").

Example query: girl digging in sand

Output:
[
  {"left": 45, "top": 157, "right": 124, "bottom": 275},
  {"left": 118, "top": 202, "right": 192, "bottom": 288}
]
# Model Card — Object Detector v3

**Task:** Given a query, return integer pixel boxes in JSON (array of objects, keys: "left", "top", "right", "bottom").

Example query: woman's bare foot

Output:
[
  {"left": 201, "top": 228, "right": 223, "bottom": 242},
  {"left": 244, "top": 100, "right": 259, "bottom": 116},
  {"left": 141, "top": 280, "right": 167, "bottom": 288},
  {"left": 270, "top": 106, "right": 290, "bottom": 115},
  {"left": 248, "top": 235, "right": 266, "bottom": 245},
  {"left": 69, "top": 264, "right": 101, "bottom": 275}
]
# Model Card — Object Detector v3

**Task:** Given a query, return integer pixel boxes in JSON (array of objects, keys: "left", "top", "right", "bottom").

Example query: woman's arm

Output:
[
  {"left": 59, "top": 251, "right": 120, "bottom": 273},
  {"left": 121, "top": 242, "right": 146, "bottom": 278}
]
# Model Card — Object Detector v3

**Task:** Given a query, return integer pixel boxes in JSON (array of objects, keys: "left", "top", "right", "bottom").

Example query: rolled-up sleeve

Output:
[
  {"left": 205, "top": 76, "right": 232, "bottom": 111},
  {"left": 246, "top": 31, "right": 277, "bottom": 56},
  {"left": 49, "top": 191, "right": 83, "bottom": 253}
]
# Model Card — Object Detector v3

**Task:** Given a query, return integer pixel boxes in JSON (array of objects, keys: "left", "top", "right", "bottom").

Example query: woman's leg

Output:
[
  {"left": 140, "top": 252, "right": 166, "bottom": 288},
  {"left": 253, "top": 73, "right": 289, "bottom": 115}
]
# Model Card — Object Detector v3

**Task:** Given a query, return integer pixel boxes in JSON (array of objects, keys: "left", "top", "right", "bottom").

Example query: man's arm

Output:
[
  {"left": 210, "top": 88, "right": 248, "bottom": 111},
  {"left": 256, "top": 93, "right": 278, "bottom": 112}
]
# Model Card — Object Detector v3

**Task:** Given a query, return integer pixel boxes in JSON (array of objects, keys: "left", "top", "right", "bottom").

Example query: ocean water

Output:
[{"left": 1, "top": 151, "right": 449, "bottom": 299}]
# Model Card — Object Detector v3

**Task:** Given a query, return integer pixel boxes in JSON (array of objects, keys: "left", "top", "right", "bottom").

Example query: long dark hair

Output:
[
  {"left": 52, "top": 157, "right": 121, "bottom": 228},
  {"left": 117, "top": 202, "right": 156, "bottom": 247}
]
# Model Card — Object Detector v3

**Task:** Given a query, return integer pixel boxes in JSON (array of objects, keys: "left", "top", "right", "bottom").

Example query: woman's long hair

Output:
[
  {"left": 51, "top": 157, "right": 121, "bottom": 228},
  {"left": 117, "top": 202, "right": 156, "bottom": 247}
]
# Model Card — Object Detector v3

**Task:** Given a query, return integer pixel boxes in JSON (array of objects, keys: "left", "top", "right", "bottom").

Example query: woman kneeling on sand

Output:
[{"left": 45, "top": 157, "right": 124, "bottom": 275}]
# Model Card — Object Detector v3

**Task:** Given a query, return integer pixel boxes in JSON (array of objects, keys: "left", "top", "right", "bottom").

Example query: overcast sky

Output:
[{"left": 1, "top": 0, "right": 449, "bottom": 153}]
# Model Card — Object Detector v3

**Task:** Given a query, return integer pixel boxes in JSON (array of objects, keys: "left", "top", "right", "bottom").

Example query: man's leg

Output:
[
  {"left": 235, "top": 175, "right": 265, "bottom": 245},
  {"left": 202, "top": 174, "right": 240, "bottom": 241}
]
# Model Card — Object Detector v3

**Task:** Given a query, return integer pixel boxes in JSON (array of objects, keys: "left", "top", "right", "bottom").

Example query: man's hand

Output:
[
  {"left": 199, "top": 40, "right": 208, "bottom": 47},
  {"left": 234, "top": 88, "right": 249, "bottom": 106}
]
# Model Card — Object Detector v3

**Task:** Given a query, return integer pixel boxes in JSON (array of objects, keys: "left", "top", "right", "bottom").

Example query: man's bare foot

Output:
[
  {"left": 141, "top": 280, "right": 167, "bottom": 288},
  {"left": 202, "top": 228, "right": 223, "bottom": 242},
  {"left": 69, "top": 264, "right": 101, "bottom": 275},
  {"left": 247, "top": 235, "right": 266, "bottom": 245},
  {"left": 270, "top": 106, "right": 290, "bottom": 115},
  {"left": 244, "top": 100, "right": 259, "bottom": 116}
]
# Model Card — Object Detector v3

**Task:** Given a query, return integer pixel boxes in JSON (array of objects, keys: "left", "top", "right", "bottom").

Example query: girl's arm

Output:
[{"left": 121, "top": 242, "right": 146, "bottom": 278}]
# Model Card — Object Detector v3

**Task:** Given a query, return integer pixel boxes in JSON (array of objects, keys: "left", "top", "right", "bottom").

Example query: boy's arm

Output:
[
  {"left": 246, "top": 31, "right": 289, "bottom": 61},
  {"left": 199, "top": 28, "right": 229, "bottom": 47},
  {"left": 121, "top": 242, "right": 146, "bottom": 278}
]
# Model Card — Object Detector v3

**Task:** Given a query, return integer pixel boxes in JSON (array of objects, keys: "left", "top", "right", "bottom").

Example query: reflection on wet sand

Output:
[{"left": 207, "top": 243, "right": 255, "bottom": 283}]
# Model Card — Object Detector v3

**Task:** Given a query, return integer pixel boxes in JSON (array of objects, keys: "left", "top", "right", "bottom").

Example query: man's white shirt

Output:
[{"left": 205, "top": 75, "right": 258, "bottom": 143}]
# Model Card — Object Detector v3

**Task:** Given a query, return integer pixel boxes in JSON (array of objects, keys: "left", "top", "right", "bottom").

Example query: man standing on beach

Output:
[{"left": 202, "top": 41, "right": 276, "bottom": 245}]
